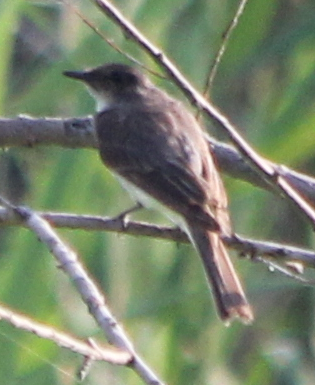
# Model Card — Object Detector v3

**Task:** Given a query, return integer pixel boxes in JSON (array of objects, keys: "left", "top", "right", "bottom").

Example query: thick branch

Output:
[
  {"left": 211, "top": 139, "right": 315, "bottom": 207},
  {"left": 1, "top": 117, "right": 315, "bottom": 207},
  {"left": 0, "top": 116, "right": 96, "bottom": 148}
]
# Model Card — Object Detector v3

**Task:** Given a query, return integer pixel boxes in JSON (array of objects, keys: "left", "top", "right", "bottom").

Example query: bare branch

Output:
[
  {"left": 202, "top": 0, "right": 249, "bottom": 95},
  {"left": 60, "top": 0, "right": 149, "bottom": 71},
  {"left": 226, "top": 234, "right": 315, "bottom": 270},
  {"left": 0, "top": 302, "right": 131, "bottom": 365},
  {"left": 0, "top": 116, "right": 96, "bottom": 148},
  {"left": 0, "top": 206, "right": 186, "bottom": 241},
  {"left": 92, "top": 0, "right": 315, "bottom": 230},
  {"left": 11, "top": 205, "right": 166, "bottom": 385},
  {"left": 1, "top": 206, "right": 315, "bottom": 270},
  {"left": 209, "top": 139, "right": 315, "bottom": 206},
  {"left": 2, "top": 117, "right": 315, "bottom": 208}
]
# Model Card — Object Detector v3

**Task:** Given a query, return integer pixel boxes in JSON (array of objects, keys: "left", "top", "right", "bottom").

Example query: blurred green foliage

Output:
[{"left": 1, "top": 0, "right": 315, "bottom": 384}]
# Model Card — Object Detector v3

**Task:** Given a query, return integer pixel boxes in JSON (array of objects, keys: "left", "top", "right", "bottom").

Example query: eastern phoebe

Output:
[{"left": 64, "top": 63, "right": 253, "bottom": 324}]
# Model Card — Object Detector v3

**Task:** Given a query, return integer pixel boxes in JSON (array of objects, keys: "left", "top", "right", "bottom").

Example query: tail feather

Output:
[{"left": 187, "top": 223, "right": 253, "bottom": 324}]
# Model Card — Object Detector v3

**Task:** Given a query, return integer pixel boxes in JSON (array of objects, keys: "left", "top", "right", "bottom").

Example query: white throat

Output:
[
  {"left": 96, "top": 98, "right": 111, "bottom": 112},
  {"left": 87, "top": 87, "right": 113, "bottom": 112}
]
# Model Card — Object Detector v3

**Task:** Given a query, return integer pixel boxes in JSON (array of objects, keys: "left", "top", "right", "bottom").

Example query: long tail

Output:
[{"left": 186, "top": 223, "right": 253, "bottom": 324}]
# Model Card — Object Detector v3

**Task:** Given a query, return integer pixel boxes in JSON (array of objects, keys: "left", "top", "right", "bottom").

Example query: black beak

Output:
[{"left": 63, "top": 70, "right": 89, "bottom": 81}]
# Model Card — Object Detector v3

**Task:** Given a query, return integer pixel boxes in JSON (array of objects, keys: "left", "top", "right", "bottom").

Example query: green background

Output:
[{"left": 1, "top": 0, "right": 315, "bottom": 384}]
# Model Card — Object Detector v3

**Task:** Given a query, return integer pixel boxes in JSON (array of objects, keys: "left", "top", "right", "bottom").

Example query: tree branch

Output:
[
  {"left": 93, "top": 0, "right": 315, "bottom": 229},
  {"left": 0, "top": 116, "right": 96, "bottom": 148},
  {"left": 202, "top": 0, "right": 249, "bottom": 95},
  {"left": 0, "top": 302, "right": 132, "bottom": 366},
  {"left": 6, "top": 203, "right": 166, "bottom": 385},
  {"left": 2, "top": 116, "right": 315, "bottom": 207},
  {"left": 1, "top": 207, "right": 315, "bottom": 270}
]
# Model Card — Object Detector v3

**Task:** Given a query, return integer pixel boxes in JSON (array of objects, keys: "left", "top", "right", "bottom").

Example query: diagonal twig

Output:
[
  {"left": 0, "top": 302, "right": 131, "bottom": 366},
  {"left": 202, "top": 0, "right": 249, "bottom": 96},
  {"left": 92, "top": 0, "right": 315, "bottom": 230},
  {"left": 10, "top": 204, "right": 166, "bottom": 385}
]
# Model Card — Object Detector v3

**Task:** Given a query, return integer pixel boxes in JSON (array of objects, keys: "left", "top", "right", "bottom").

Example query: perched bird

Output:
[{"left": 64, "top": 63, "right": 253, "bottom": 324}]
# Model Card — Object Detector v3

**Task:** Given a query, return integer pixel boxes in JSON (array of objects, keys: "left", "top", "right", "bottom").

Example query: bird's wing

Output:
[{"left": 96, "top": 102, "right": 224, "bottom": 230}]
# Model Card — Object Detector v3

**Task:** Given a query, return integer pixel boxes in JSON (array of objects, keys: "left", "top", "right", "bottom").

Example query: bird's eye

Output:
[
  {"left": 110, "top": 71, "right": 123, "bottom": 83},
  {"left": 110, "top": 70, "right": 137, "bottom": 86}
]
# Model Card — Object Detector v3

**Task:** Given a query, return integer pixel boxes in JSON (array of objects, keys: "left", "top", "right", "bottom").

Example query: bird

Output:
[{"left": 63, "top": 63, "right": 253, "bottom": 324}]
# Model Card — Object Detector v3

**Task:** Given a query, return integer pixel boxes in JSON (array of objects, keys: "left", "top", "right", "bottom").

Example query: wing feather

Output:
[{"left": 96, "top": 97, "right": 227, "bottom": 231}]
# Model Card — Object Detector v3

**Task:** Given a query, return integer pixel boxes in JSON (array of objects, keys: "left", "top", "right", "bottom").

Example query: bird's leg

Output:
[{"left": 113, "top": 202, "right": 143, "bottom": 228}]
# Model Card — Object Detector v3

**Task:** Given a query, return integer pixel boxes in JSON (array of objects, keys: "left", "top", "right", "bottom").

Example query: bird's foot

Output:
[{"left": 113, "top": 202, "right": 143, "bottom": 229}]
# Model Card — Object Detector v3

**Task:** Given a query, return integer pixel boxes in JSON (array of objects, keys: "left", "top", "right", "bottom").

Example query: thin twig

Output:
[
  {"left": 1, "top": 206, "right": 315, "bottom": 271},
  {"left": 60, "top": 0, "right": 140, "bottom": 68},
  {"left": 226, "top": 234, "right": 315, "bottom": 270},
  {"left": 0, "top": 303, "right": 131, "bottom": 365},
  {"left": 92, "top": 0, "right": 315, "bottom": 230},
  {"left": 14, "top": 205, "right": 166, "bottom": 385},
  {"left": 202, "top": 0, "right": 249, "bottom": 96},
  {"left": 60, "top": 0, "right": 164, "bottom": 78},
  {"left": 253, "top": 257, "right": 311, "bottom": 284}
]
